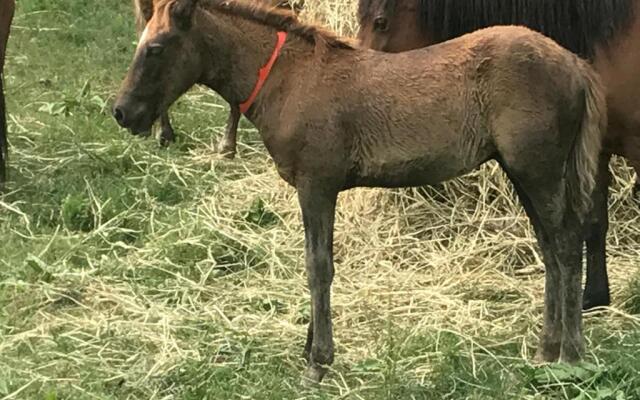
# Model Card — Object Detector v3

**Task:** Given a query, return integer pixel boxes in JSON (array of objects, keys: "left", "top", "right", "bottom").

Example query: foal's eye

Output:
[
  {"left": 147, "top": 44, "right": 164, "bottom": 56},
  {"left": 373, "top": 16, "right": 389, "bottom": 32}
]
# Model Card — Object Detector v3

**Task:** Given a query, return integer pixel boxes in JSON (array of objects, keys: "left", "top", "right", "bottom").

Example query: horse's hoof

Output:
[
  {"left": 582, "top": 290, "right": 610, "bottom": 312},
  {"left": 300, "top": 365, "right": 326, "bottom": 387}
]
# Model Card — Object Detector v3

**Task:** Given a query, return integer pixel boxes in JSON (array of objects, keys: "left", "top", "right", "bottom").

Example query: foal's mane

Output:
[
  {"left": 201, "top": 0, "right": 356, "bottom": 49},
  {"left": 418, "top": 0, "right": 635, "bottom": 58}
]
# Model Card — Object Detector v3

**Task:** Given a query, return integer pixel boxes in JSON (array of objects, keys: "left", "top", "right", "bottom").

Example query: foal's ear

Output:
[
  {"left": 134, "top": 0, "right": 154, "bottom": 22},
  {"left": 171, "top": 0, "right": 199, "bottom": 30}
]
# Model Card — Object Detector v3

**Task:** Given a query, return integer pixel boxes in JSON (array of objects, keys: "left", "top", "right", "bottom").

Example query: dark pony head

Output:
[
  {"left": 357, "top": 0, "right": 636, "bottom": 58},
  {"left": 358, "top": 0, "right": 429, "bottom": 52}
]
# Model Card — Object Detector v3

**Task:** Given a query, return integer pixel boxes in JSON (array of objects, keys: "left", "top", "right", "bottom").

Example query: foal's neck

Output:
[{"left": 197, "top": 11, "right": 312, "bottom": 125}]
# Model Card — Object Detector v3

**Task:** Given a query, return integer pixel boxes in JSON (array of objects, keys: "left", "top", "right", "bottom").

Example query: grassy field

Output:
[{"left": 1, "top": 0, "right": 640, "bottom": 399}]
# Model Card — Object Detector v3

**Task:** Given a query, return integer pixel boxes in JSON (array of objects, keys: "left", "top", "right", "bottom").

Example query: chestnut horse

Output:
[
  {"left": 114, "top": 0, "right": 605, "bottom": 383},
  {"left": 358, "top": 0, "right": 640, "bottom": 310},
  {"left": 132, "top": 0, "right": 303, "bottom": 155},
  {"left": 0, "top": 0, "right": 15, "bottom": 186}
]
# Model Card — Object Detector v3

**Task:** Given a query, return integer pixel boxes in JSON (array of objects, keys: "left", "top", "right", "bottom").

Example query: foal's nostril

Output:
[{"left": 113, "top": 107, "right": 127, "bottom": 127}]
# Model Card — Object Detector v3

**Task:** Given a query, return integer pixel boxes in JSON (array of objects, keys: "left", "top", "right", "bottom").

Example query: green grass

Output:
[{"left": 1, "top": 0, "right": 640, "bottom": 398}]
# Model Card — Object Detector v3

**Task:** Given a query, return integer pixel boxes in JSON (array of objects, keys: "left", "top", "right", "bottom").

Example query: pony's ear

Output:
[
  {"left": 134, "top": 0, "right": 154, "bottom": 22},
  {"left": 171, "top": 0, "right": 199, "bottom": 30}
]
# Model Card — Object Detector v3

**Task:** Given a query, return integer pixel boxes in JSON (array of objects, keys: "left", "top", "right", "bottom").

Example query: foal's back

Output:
[{"left": 300, "top": 26, "right": 594, "bottom": 188}]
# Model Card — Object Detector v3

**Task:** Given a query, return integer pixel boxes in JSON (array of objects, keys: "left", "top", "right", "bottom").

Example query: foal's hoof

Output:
[
  {"left": 534, "top": 340, "right": 560, "bottom": 364},
  {"left": 300, "top": 365, "right": 326, "bottom": 387},
  {"left": 559, "top": 340, "right": 584, "bottom": 364},
  {"left": 533, "top": 350, "right": 559, "bottom": 365},
  {"left": 582, "top": 290, "right": 610, "bottom": 312}
]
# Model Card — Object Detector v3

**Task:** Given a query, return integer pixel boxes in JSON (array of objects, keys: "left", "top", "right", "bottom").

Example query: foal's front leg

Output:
[
  {"left": 297, "top": 181, "right": 338, "bottom": 384},
  {"left": 217, "top": 105, "right": 240, "bottom": 159}
]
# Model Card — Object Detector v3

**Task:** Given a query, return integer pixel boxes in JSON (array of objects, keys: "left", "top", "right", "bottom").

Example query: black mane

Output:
[
  {"left": 358, "top": 0, "right": 637, "bottom": 58},
  {"left": 420, "top": 0, "right": 635, "bottom": 58}
]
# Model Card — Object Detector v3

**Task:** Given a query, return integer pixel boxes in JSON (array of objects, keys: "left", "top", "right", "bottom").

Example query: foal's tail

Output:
[
  {"left": 566, "top": 64, "right": 607, "bottom": 221},
  {"left": 0, "top": 72, "right": 7, "bottom": 186}
]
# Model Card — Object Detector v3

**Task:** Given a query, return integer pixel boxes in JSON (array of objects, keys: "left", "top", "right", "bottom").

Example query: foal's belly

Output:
[{"left": 353, "top": 154, "right": 487, "bottom": 189}]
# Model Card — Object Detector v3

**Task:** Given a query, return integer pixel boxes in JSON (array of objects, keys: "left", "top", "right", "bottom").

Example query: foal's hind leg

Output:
[
  {"left": 506, "top": 177, "right": 562, "bottom": 362},
  {"left": 550, "top": 222, "right": 585, "bottom": 362},
  {"left": 217, "top": 105, "right": 240, "bottom": 159},
  {"left": 529, "top": 190, "right": 584, "bottom": 362},
  {"left": 583, "top": 155, "right": 611, "bottom": 310},
  {"left": 503, "top": 165, "right": 585, "bottom": 363}
]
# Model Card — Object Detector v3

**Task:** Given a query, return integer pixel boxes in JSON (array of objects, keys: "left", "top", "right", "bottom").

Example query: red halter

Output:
[{"left": 239, "top": 31, "right": 288, "bottom": 114}]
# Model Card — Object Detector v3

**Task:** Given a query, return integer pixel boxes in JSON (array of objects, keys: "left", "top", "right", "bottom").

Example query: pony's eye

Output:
[
  {"left": 147, "top": 44, "right": 164, "bottom": 56},
  {"left": 373, "top": 16, "right": 389, "bottom": 32}
]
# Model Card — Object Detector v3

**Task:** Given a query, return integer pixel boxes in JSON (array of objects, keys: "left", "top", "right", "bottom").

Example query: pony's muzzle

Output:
[
  {"left": 112, "top": 99, "right": 152, "bottom": 134},
  {"left": 113, "top": 106, "right": 128, "bottom": 128}
]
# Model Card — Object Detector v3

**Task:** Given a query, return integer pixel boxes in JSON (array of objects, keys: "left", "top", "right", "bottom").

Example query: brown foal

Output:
[{"left": 114, "top": 0, "right": 605, "bottom": 383}]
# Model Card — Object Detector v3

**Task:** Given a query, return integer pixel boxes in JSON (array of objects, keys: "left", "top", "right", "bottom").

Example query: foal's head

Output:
[
  {"left": 357, "top": 0, "right": 430, "bottom": 52},
  {"left": 114, "top": 0, "right": 205, "bottom": 134},
  {"left": 116, "top": 0, "right": 303, "bottom": 134}
]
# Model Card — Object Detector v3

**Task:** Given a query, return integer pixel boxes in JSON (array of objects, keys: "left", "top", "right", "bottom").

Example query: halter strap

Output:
[{"left": 239, "top": 31, "right": 288, "bottom": 114}]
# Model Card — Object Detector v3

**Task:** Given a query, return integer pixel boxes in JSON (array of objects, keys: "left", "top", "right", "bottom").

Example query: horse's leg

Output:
[
  {"left": 302, "top": 310, "right": 313, "bottom": 361},
  {"left": 583, "top": 154, "right": 611, "bottom": 310},
  {"left": 0, "top": 0, "right": 16, "bottom": 186},
  {"left": 555, "top": 226, "right": 585, "bottom": 362},
  {"left": 0, "top": 72, "right": 6, "bottom": 184},
  {"left": 217, "top": 105, "right": 240, "bottom": 159},
  {"left": 523, "top": 184, "right": 584, "bottom": 362},
  {"left": 159, "top": 111, "right": 175, "bottom": 146},
  {"left": 503, "top": 173, "right": 562, "bottom": 362},
  {"left": 297, "top": 180, "right": 338, "bottom": 384},
  {"left": 502, "top": 152, "right": 585, "bottom": 362}
]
